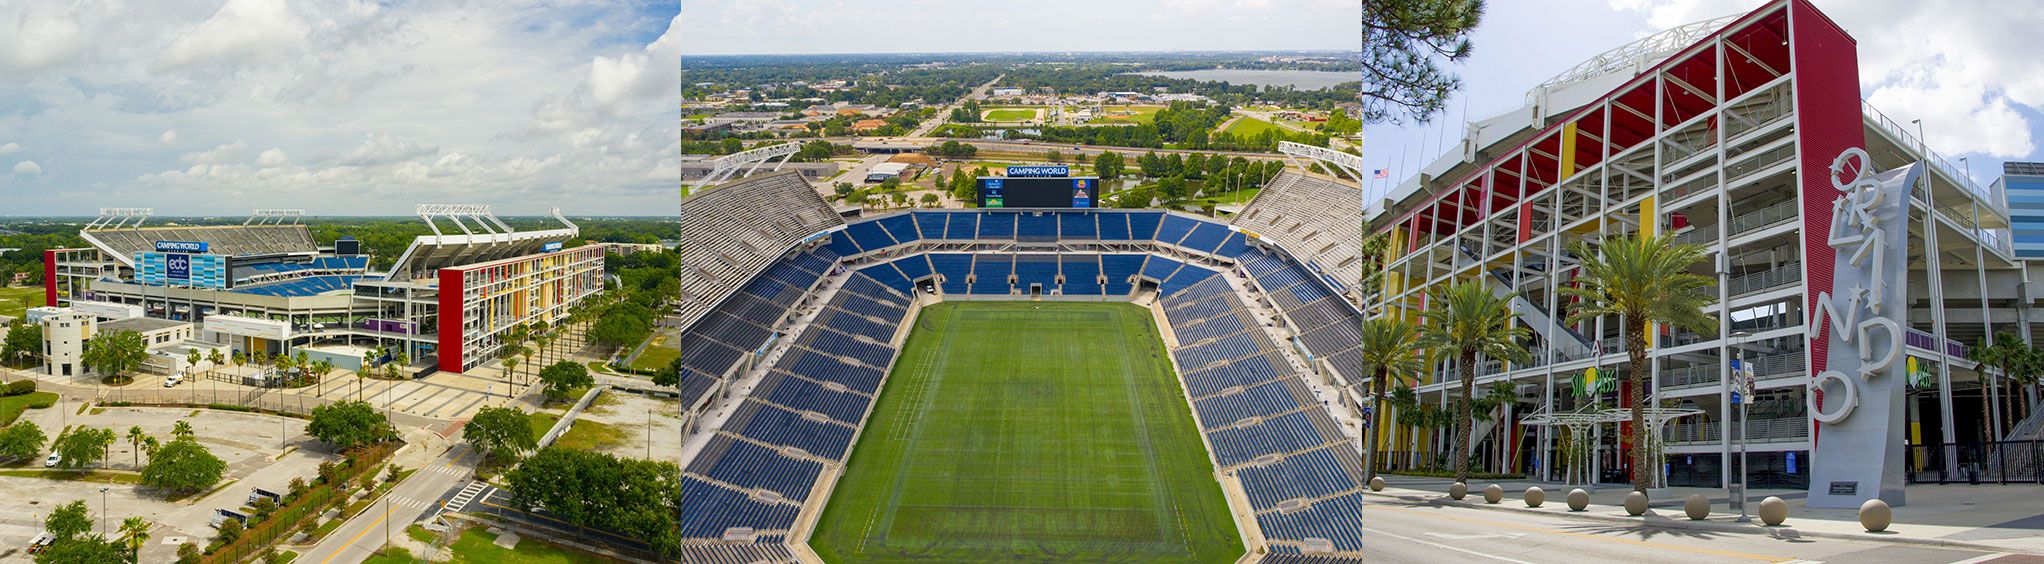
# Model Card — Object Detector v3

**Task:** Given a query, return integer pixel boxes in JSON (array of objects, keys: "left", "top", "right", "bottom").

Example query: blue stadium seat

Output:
[
  {"left": 977, "top": 213, "right": 1015, "bottom": 239},
  {"left": 971, "top": 255, "right": 1013, "bottom": 295},
  {"left": 1013, "top": 255, "right": 1058, "bottom": 291},
  {"left": 1057, "top": 212, "right": 1098, "bottom": 239},
  {"left": 946, "top": 213, "right": 980, "bottom": 240},
  {"left": 1101, "top": 254, "right": 1145, "bottom": 296},
  {"left": 1016, "top": 213, "right": 1056, "bottom": 241},
  {"left": 929, "top": 254, "right": 973, "bottom": 294},
  {"left": 1127, "top": 212, "right": 1164, "bottom": 240},
  {"left": 1060, "top": 255, "right": 1102, "bottom": 295},
  {"left": 1097, "top": 213, "right": 1132, "bottom": 240},
  {"left": 876, "top": 214, "right": 919, "bottom": 246},
  {"left": 1154, "top": 214, "right": 1198, "bottom": 245},
  {"left": 913, "top": 212, "right": 948, "bottom": 240}
]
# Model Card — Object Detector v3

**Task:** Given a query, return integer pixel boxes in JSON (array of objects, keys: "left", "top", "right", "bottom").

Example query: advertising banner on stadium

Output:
[
  {"left": 155, "top": 241, "right": 209, "bottom": 253},
  {"left": 166, "top": 253, "right": 191, "bottom": 281},
  {"left": 1006, "top": 165, "right": 1068, "bottom": 177}
]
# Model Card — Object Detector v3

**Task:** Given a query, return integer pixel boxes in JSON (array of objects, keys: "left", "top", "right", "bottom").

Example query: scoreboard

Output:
[{"left": 978, "top": 166, "right": 1099, "bottom": 208}]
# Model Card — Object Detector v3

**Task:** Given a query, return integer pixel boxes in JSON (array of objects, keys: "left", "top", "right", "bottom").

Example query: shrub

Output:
[{"left": 4, "top": 380, "right": 34, "bottom": 396}]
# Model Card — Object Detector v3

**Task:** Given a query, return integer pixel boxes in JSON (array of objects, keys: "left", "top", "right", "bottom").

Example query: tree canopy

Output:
[
  {"left": 0, "top": 422, "right": 46, "bottom": 462},
  {"left": 141, "top": 437, "right": 227, "bottom": 494},
  {"left": 52, "top": 427, "right": 115, "bottom": 469},
  {"left": 538, "top": 361, "right": 594, "bottom": 401},
  {"left": 1362, "top": 0, "right": 1485, "bottom": 124},
  {"left": 505, "top": 447, "right": 683, "bottom": 556},
  {"left": 305, "top": 401, "right": 396, "bottom": 450},
  {"left": 465, "top": 406, "right": 538, "bottom": 460}
]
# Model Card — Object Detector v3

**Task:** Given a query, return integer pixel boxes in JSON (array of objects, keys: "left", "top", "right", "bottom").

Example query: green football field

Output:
[
  {"left": 810, "top": 301, "right": 1242, "bottom": 563},
  {"left": 982, "top": 108, "right": 1038, "bottom": 121}
]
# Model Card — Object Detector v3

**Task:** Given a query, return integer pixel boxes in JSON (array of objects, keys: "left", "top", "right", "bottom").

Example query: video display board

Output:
[{"left": 978, "top": 176, "right": 1099, "bottom": 209}]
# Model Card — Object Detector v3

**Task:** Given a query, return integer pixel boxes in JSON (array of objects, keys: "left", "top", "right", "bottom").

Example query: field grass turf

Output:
[
  {"left": 811, "top": 301, "right": 1241, "bottom": 563},
  {"left": 1092, "top": 105, "right": 1164, "bottom": 124},
  {"left": 982, "top": 108, "right": 1038, "bottom": 121},
  {"left": 1221, "top": 116, "right": 1281, "bottom": 138},
  {"left": 0, "top": 286, "right": 40, "bottom": 318}
]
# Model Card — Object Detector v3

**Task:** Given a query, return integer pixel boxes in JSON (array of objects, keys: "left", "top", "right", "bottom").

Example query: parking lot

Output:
[
  {"left": 0, "top": 406, "right": 339, "bottom": 563},
  {"left": 564, "top": 389, "right": 682, "bottom": 461}
]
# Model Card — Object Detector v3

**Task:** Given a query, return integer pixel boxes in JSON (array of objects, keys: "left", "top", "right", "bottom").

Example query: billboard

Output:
[
  {"left": 1006, "top": 165, "right": 1069, "bottom": 177},
  {"left": 978, "top": 176, "right": 1100, "bottom": 208},
  {"left": 155, "top": 241, "right": 209, "bottom": 253},
  {"left": 166, "top": 253, "right": 191, "bottom": 281}
]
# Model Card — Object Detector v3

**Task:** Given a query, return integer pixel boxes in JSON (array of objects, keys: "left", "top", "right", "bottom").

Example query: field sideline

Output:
[{"left": 810, "top": 301, "right": 1241, "bottom": 563}]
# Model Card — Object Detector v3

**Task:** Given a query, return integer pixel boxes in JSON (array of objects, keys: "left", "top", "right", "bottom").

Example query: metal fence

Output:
[{"left": 1906, "top": 441, "right": 2044, "bottom": 485}]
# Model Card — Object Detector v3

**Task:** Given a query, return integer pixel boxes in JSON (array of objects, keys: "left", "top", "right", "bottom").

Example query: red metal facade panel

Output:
[
  {"left": 438, "top": 268, "right": 466, "bottom": 372},
  {"left": 1789, "top": 0, "right": 1864, "bottom": 429},
  {"left": 42, "top": 250, "right": 57, "bottom": 307}
]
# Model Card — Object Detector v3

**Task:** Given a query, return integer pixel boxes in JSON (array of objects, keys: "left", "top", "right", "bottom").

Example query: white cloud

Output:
[
  {"left": 1610, "top": 0, "right": 2044, "bottom": 159},
  {"left": 156, "top": 0, "right": 310, "bottom": 71},
  {"left": 0, "top": 2, "right": 91, "bottom": 74},
  {"left": 182, "top": 141, "right": 251, "bottom": 166},
  {"left": 12, "top": 161, "right": 42, "bottom": 176},
  {"left": 0, "top": 143, "right": 18, "bottom": 156},
  {"left": 257, "top": 148, "right": 291, "bottom": 168},
  {"left": 0, "top": 1, "right": 677, "bottom": 214}
]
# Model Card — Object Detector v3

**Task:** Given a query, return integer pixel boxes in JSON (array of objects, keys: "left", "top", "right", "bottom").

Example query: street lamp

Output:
[
  {"left": 1729, "top": 329, "right": 1754, "bottom": 523},
  {"left": 98, "top": 487, "right": 109, "bottom": 536}
]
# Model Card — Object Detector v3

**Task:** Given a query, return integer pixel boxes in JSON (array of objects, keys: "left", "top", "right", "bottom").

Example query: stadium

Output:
[
  {"left": 1367, "top": 0, "right": 2041, "bottom": 505},
  {"left": 677, "top": 143, "right": 1378, "bottom": 561},
  {"left": 37, "top": 205, "right": 604, "bottom": 376}
]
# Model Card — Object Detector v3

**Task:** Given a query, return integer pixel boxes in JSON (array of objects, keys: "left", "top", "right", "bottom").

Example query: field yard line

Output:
[
  {"left": 869, "top": 303, "right": 961, "bottom": 551},
  {"left": 1112, "top": 304, "right": 1178, "bottom": 548}
]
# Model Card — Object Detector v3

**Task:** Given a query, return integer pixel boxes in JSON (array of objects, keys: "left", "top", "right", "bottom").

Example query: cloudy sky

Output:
[
  {"left": 1362, "top": 0, "right": 2044, "bottom": 194},
  {"left": 0, "top": 0, "right": 679, "bottom": 217},
  {"left": 681, "top": 0, "right": 1355, "bottom": 55}
]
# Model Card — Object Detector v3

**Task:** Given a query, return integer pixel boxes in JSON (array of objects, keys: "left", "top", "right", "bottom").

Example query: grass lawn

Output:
[
  {"left": 628, "top": 334, "right": 679, "bottom": 372},
  {"left": 1091, "top": 105, "right": 1163, "bottom": 124},
  {"left": 528, "top": 412, "right": 561, "bottom": 444},
  {"left": 446, "top": 526, "right": 600, "bottom": 563},
  {"left": 1193, "top": 187, "right": 1263, "bottom": 207},
  {"left": 811, "top": 302, "right": 1240, "bottom": 563},
  {"left": 1221, "top": 116, "right": 1281, "bottom": 138},
  {"left": 0, "top": 468, "right": 143, "bottom": 484},
  {"left": 0, "top": 391, "right": 57, "bottom": 426},
  {"left": 0, "top": 286, "right": 40, "bottom": 318},
  {"left": 981, "top": 108, "right": 1038, "bottom": 122},
  {"left": 551, "top": 420, "right": 625, "bottom": 452}
]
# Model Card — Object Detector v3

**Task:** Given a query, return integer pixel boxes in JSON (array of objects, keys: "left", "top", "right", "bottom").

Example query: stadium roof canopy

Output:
[
  {"left": 81, "top": 224, "right": 319, "bottom": 268},
  {"left": 382, "top": 205, "right": 581, "bottom": 282}
]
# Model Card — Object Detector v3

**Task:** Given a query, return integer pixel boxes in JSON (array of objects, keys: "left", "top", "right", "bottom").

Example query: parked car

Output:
[
  {"left": 27, "top": 532, "right": 53, "bottom": 554},
  {"left": 43, "top": 453, "right": 60, "bottom": 467},
  {"left": 164, "top": 372, "right": 185, "bottom": 387}
]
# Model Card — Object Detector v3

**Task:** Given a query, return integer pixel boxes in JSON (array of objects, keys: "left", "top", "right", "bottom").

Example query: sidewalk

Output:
[{"left": 1366, "top": 474, "right": 2044, "bottom": 555}]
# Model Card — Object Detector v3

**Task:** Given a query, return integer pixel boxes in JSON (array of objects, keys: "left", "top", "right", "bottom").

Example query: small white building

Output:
[
  {"left": 865, "top": 162, "right": 912, "bottom": 183},
  {"left": 39, "top": 311, "right": 93, "bottom": 378}
]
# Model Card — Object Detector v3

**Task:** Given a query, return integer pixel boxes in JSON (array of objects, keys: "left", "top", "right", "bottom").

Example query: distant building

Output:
[
  {"left": 38, "top": 310, "right": 92, "bottom": 378},
  {"left": 866, "top": 162, "right": 913, "bottom": 183},
  {"left": 853, "top": 119, "right": 888, "bottom": 132},
  {"left": 601, "top": 242, "right": 666, "bottom": 255},
  {"left": 991, "top": 87, "right": 1025, "bottom": 97}
]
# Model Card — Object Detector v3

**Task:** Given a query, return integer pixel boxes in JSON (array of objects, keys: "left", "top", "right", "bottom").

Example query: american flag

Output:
[{"left": 1372, "top": 169, "right": 1389, "bottom": 179}]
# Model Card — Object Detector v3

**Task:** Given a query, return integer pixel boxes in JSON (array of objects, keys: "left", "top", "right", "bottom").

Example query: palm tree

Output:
[
  {"left": 231, "top": 351, "right": 248, "bottom": 378},
  {"left": 206, "top": 349, "right": 224, "bottom": 379},
  {"left": 184, "top": 349, "right": 201, "bottom": 379},
  {"left": 1560, "top": 233, "right": 1718, "bottom": 492},
  {"left": 312, "top": 359, "right": 334, "bottom": 397},
  {"left": 127, "top": 426, "right": 147, "bottom": 468},
  {"left": 1358, "top": 316, "right": 1426, "bottom": 482},
  {"left": 1418, "top": 281, "right": 1530, "bottom": 483},
  {"left": 119, "top": 516, "right": 150, "bottom": 561},
  {"left": 1968, "top": 332, "right": 2033, "bottom": 439},
  {"left": 172, "top": 420, "right": 194, "bottom": 440}
]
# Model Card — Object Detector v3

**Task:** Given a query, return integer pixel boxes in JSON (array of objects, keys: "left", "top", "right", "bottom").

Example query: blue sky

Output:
[
  {"left": 681, "top": 0, "right": 1354, "bottom": 55},
  {"left": 1361, "top": 0, "right": 2044, "bottom": 194},
  {"left": 0, "top": 0, "right": 682, "bottom": 216}
]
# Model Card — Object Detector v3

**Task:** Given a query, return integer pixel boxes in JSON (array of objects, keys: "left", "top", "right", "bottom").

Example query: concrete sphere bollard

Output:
[
  {"left": 1624, "top": 491, "right": 1650, "bottom": 516},
  {"left": 1483, "top": 484, "right": 1503, "bottom": 504},
  {"left": 1684, "top": 494, "right": 1711, "bottom": 520},
  {"left": 1859, "top": 499, "right": 1892, "bottom": 532},
  {"left": 1524, "top": 486, "right": 1545, "bottom": 508},
  {"left": 1369, "top": 476, "right": 1385, "bottom": 491},
  {"left": 1566, "top": 488, "right": 1590, "bottom": 511},
  {"left": 1759, "top": 496, "right": 1789, "bottom": 526},
  {"left": 1449, "top": 481, "right": 1468, "bottom": 500}
]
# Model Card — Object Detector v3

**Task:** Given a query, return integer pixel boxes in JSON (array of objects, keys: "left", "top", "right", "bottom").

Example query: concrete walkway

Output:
[{"left": 1367, "top": 475, "right": 2044, "bottom": 555}]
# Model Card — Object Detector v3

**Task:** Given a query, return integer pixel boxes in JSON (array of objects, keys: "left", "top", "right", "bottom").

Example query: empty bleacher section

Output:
[
  {"left": 677, "top": 245, "right": 839, "bottom": 410},
  {"left": 677, "top": 543, "right": 795, "bottom": 564},
  {"left": 83, "top": 224, "right": 318, "bottom": 264},
  {"left": 227, "top": 275, "right": 367, "bottom": 297},
  {"left": 1240, "top": 249, "right": 1369, "bottom": 382},
  {"left": 680, "top": 171, "right": 843, "bottom": 333},
  {"left": 1158, "top": 274, "right": 1368, "bottom": 556},
  {"left": 682, "top": 271, "right": 914, "bottom": 546},
  {"left": 1233, "top": 172, "right": 1365, "bottom": 298}
]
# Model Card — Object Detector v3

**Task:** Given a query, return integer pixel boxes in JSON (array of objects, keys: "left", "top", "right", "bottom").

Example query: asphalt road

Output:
[
  {"left": 305, "top": 444, "right": 481, "bottom": 564},
  {"left": 1362, "top": 496, "right": 2040, "bottom": 564}
]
